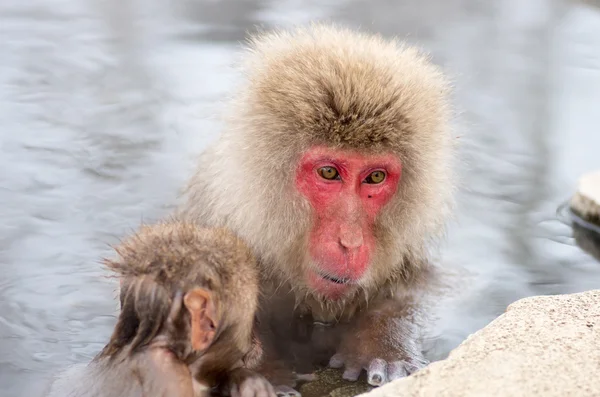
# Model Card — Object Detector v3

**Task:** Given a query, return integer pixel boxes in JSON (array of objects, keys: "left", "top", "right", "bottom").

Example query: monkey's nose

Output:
[{"left": 339, "top": 225, "right": 364, "bottom": 249}]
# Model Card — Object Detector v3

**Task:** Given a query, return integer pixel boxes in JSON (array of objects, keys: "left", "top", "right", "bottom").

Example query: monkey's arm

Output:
[{"left": 330, "top": 298, "right": 428, "bottom": 387}]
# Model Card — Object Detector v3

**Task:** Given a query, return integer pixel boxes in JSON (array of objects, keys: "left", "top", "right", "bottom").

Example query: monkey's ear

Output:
[{"left": 183, "top": 288, "right": 218, "bottom": 351}]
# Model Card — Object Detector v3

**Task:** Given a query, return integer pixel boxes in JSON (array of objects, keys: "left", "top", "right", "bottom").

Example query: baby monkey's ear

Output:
[{"left": 183, "top": 288, "right": 218, "bottom": 351}]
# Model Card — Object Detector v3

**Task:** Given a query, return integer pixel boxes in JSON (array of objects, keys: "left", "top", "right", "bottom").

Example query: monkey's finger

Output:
[
  {"left": 328, "top": 353, "right": 345, "bottom": 368},
  {"left": 231, "top": 384, "right": 241, "bottom": 397},
  {"left": 255, "top": 380, "right": 275, "bottom": 397},
  {"left": 366, "top": 358, "right": 387, "bottom": 386},
  {"left": 342, "top": 365, "right": 362, "bottom": 382},
  {"left": 274, "top": 385, "right": 301, "bottom": 397},
  {"left": 239, "top": 383, "right": 253, "bottom": 397},
  {"left": 240, "top": 378, "right": 265, "bottom": 397},
  {"left": 405, "top": 360, "right": 423, "bottom": 375},
  {"left": 407, "top": 356, "right": 429, "bottom": 373},
  {"left": 386, "top": 361, "right": 409, "bottom": 381},
  {"left": 264, "top": 380, "right": 277, "bottom": 397}
]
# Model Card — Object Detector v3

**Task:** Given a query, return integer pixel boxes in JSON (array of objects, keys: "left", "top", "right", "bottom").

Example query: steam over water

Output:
[{"left": 1, "top": 0, "right": 600, "bottom": 395}]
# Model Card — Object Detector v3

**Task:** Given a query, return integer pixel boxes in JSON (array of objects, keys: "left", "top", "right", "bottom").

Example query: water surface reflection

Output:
[{"left": 1, "top": 0, "right": 599, "bottom": 395}]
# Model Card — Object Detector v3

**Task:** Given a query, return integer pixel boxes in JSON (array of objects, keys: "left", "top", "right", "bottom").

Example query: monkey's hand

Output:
[
  {"left": 228, "top": 367, "right": 277, "bottom": 397},
  {"left": 329, "top": 310, "right": 428, "bottom": 387}
]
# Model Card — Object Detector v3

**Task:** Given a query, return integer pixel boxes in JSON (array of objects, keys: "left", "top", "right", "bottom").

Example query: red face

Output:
[{"left": 295, "top": 146, "right": 402, "bottom": 299}]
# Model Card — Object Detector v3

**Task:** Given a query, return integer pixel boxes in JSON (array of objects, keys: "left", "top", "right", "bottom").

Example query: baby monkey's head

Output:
[{"left": 100, "top": 222, "right": 259, "bottom": 363}]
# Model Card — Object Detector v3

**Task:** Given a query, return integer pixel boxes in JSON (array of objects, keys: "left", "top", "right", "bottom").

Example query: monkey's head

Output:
[
  {"left": 184, "top": 24, "right": 455, "bottom": 303},
  {"left": 101, "top": 222, "right": 259, "bottom": 360}
]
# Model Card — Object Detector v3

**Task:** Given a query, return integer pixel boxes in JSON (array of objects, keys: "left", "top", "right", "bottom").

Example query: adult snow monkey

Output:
[{"left": 179, "top": 23, "right": 456, "bottom": 394}]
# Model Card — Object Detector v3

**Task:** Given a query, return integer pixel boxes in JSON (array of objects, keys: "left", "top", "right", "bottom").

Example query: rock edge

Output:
[{"left": 358, "top": 290, "right": 600, "bottom": 397}]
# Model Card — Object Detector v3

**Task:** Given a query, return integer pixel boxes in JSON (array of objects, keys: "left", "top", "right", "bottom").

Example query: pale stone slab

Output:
[
  {"left": 577, "top": 170, "right": 600, "bottom": 206},
  {"left": 360, "top": 290, "right": 600, "bottom": 397}
]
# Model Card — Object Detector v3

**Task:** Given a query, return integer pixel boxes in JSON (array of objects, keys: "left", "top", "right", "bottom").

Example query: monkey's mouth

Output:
[
  {"left": 308, "top": 270, "right": 356, "bottom": 299},
  {"left": 319, "top": 273, "right": 350, "bottom": 285}
]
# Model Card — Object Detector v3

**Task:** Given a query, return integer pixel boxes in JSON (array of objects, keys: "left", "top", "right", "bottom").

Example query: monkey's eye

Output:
[
  {"left": 317, "top": 166, "right": 340, "bottom": 180},
  {"left": 364, "top": 170, "right": 386, "bottom": 184}
]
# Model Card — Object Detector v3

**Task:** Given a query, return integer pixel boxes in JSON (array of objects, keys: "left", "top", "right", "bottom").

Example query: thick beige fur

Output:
[
  {"left": 102, "top": 222, "right": 259, "bottom": 358},
  {"left": 178, "top": 23, "right": 456, "bottom": 309}
]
